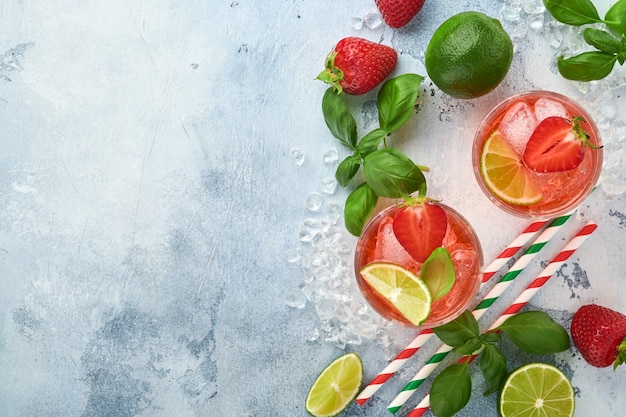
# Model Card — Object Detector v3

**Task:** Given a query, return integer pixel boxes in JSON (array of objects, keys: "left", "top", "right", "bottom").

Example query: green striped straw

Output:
[{"left": 387, "top": 212, "right": 573, "bottom": 414}]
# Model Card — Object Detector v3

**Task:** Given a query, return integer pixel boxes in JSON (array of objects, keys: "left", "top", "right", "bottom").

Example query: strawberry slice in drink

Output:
[
  {"left": 523, "top": 116, "right": 598, "bottom": 173},
  {"left": 392, "top": 203, "right": 448, "bottom": 263}
]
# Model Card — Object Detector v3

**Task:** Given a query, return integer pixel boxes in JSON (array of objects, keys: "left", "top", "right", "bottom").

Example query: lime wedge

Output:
[
  {"left": 305, "top": 352, "right": 363, "bottom": 417},
  {"left": 500, "top": 363, "right": 575, "bottom": 417},
  {"left": 359, "top": 262, "right": 432, "bottom": 326},
  {"left": 480, "top": 130, "right": 543, "bottom": 206}
]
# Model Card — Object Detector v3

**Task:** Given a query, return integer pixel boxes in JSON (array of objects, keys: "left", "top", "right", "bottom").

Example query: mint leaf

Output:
[
  {"left": 605, "top": 0, "right": 626, "bottom": 36},
  {"left": 322, "top": 87, "right": 358, "bottom": 149},
  {"left": 356, "top": 127, "right": 389, "bottom": 157},
  {"left": 430, "top": 364, "right": 471, "bottom": 417},
  {"left": 433, "top": 310, "right": 480, "bottom": 348},
  {"left": 335, "top": 155, "right": 361, "bottom": 187},
  {"left": 497, "top": 311, "right": 570, "bottom": 355},
  {"left": 343, "top": 182, "right": 377, "bottom": 236},
  {"left": 543, "top": 0, "right": 602, "bottom": 26},
  {"left": 420, "top": 247, "right": 455, "bottom": 301},
  {"left": 377, "top": 73, "right": 423, "bottom": 132},
  {"left": 557, "top": 51, "right": 618, "bottom": 81},
  {"left": 480, "top": 344, "right": 508, "bottom": 396},
  {"left": 583, "top": 28, "right": 620, "bottom": 53},
  {"left": 363, "top": 148, "right": 426, "bottom": 198}
]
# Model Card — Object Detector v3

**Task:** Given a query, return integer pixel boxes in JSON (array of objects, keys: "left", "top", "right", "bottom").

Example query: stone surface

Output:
[{"left": 1, "top": 1, "right": 625, "bottom": 416}]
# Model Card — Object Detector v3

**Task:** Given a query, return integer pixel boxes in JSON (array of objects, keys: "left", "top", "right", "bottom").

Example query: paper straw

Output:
[
  {"left": 354, "top": 219, "right": 547, "bottom": 405},
  {"left": 406, "top": 221, "right": 598, "bottom": 417},
  {"left": 387, "top": 213, "right": 572, "bottom": 414}
]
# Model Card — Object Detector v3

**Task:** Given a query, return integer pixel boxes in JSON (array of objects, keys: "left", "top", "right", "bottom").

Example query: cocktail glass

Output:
[
  {"left": 472, "top": 90, "right": 603, "bottom": 218},
  {"left": 354, "top": 200, "right": 483, "bottom": 328}
]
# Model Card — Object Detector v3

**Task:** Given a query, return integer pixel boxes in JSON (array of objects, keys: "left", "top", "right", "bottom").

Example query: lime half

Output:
[
  {"left": 360, "top": 262, "right": 432, "bottom": 326},
  {"left": 499, "top": 363, "right": 575, "bottom": 417},
  {"left": 480, "top": 130, "right": 543, "bottom": 206},
  {"left": 305, "top": 352, "right": 363, "bottom": 417}
]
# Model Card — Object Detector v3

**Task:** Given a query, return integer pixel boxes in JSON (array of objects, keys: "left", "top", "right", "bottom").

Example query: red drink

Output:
[
  {"left": 472, "top": 91, "right": 603, "bottom": 218},
  {"left": 354, "top": 201, "right": 483, "bottom": 328}
]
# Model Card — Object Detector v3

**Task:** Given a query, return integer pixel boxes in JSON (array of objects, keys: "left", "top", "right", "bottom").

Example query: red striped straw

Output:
[
  {"left": 354, "top": 219, "right": 548, "bottom": 405},
  {"left": 406, "top": 221, "right": 598, "bottom": 417}
]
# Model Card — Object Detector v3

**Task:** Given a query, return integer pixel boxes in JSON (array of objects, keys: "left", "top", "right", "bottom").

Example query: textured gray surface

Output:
[{"left": 1, "top": 1, "right": 625, "bottom": 416}]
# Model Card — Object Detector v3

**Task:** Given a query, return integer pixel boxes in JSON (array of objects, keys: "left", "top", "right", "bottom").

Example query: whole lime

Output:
[{"left": 425, "top": 11, "right": 513, "bottom": 99}]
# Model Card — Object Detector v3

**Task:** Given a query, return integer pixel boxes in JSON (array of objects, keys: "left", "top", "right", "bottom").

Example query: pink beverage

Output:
[
  {"left": 472, "top": 91, "right": 603, "bottom": 218},
  {"left": 354, "top": 201, "right": 483, "bottom": 328}
]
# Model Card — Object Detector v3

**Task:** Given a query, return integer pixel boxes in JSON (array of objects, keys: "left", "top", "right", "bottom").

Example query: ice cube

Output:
[
  {"left": 500, "top": 101, "right": 538, "bottom": 155},
  {"left": 374, "top": 216, "right": 420, "bottom": 271},
  {"left": 534, "top": 98, "right": 570, "bottom": 122}
]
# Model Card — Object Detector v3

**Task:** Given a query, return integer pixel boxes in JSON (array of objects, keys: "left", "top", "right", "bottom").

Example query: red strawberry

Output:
[
  {"left": 392, "top": 202, "right": 447, "bottom": 263},
  {"left": 522, "top": 116, "right": 599, "bottom": 173},
  {"left": 317, "top": 37, "right": 397, "bottom": 95},
  {"left": 375, "top": 0, "right": 426, "bottom": 28},
  {"left": 570, "top": 304, "right": 626, "bottom": 369}
]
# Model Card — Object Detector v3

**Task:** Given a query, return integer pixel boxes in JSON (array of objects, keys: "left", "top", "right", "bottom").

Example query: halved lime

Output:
[
  {"left": 359, "top": 262, "right": 432, "bottom": 326},
  {"left": 480, "top": 130, "right": 543, "bottom": 206},
  {"left": 500, "top": 363, "right": 575, "bottom": 417},
  {"left": 305, "top": 352, "right": 363, "bottom": 417}
]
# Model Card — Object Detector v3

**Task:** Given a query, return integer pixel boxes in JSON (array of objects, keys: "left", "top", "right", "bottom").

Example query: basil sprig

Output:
[
  {"left": 429, "top": 310, "right": 570, "bottom": 417},
  {"left": 544, "top": 0, "right": 626, "bottom": 81},
  {"left": 321, "top": 73, "right": 427, "bottom": 236}
]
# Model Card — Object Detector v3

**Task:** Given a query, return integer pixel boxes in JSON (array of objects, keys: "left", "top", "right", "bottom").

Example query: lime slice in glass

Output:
[
  {"left": 305, "top": 352, "right": 363, "bottom": 417},
  {"left": 480, "top": 130, "right": 543, "bottom": 206},
  {"left": 499, "top": 362, "right": 575, "bottom": 417},
  {"left": 360, "top": 262, "right": 432, "bottom": 326}
]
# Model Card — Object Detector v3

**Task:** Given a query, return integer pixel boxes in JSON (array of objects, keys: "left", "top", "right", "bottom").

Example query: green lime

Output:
[
  {"left": 425, "top": 11, "right": 513, "bottom": 99},
  {"left": 359, "top": 262, "right": 432, "bottom": 326},
  {"left": 499, "top": 363, "right": 575, "bottom": 417},
  {"left": 305, "top": 352, "right": 363, "bottom": 417},
  {"left": 480, "top": 130, "right": 543, "bottom": 206}
]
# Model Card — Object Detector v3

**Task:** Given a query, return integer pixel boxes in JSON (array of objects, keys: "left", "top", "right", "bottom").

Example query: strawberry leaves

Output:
[
  {"left": 321, "top": 73, "right": 427, "bottom": 236},
  {"left": 544, "top": 0, "right": 626, "bottom": 81},
  {"left": 429, "top": 310, "right": 570, "bottom": 417}
]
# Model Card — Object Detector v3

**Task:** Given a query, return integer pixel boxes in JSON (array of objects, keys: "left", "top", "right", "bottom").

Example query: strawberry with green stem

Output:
[
  {"left": 571, "top": 304, "right": 626, "bottom": 369},
  {"left": 317, "top": 37, "right": 398, "bottom": 95},
  {"left": 522, "top": 116, "right": 601, "bottom": 173}
]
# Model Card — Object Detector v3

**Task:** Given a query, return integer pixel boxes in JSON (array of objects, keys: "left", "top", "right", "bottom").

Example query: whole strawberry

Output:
[
  {"left": 571, "top": 304, "right": 626, "bottom": 369},
  {"left": 317, "top": 37, "right": 397, "bottom": 95},
  {"left": 375, "top": 0, "right": 426, "bottom": 28}
]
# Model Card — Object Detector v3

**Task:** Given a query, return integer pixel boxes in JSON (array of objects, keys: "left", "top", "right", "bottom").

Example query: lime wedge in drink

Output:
[
  {"left": 480, "top": 130, "right": 543, "bottom": 206},
  {"left": 499, "top": 363, "right": 575, "bottom": 417},
  {"left": 359, "top": 262, "right": 432, "bottom": 326},
  {"left": 305, "top": 352, "right": 363, "bottom": 417}
]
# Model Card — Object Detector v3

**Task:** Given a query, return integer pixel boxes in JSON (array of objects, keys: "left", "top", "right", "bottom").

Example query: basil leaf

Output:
[
  {"left": 357, "top": 127, "right": 389, "bottom": 157},
  {"left": 433, "top": 310, "right": 480, "bottom": 348},
  {"left": 583, "top": 28, "right": 620, "bottom": 53},
  {"left": 377, "top": 73, "right": 423, "bottom": 132},
  {"left": 363, "top": 148, "right": 426, "bottom": 198},
  {"left": 482, "top": 331, "right": 502, "bottom": 344},
  {"left": 605, "top": 0, "right": 626, "bottom": 35},
  {"left": 497, "top": 311, "right": 571, "bottom": 355},
  {"left": 454, "top": 337, "right": 483, "bottom": 356},
  {"left": 343, "top": 182, "right": 378, "bottom": 236},
  {"left": 421, "top": 247, "right": 455, "bottom": 301},
  {"left": 430, "top": 364, "right": 471, "bottom": 417},
  {"left": 557, "top": 52, "right": 617, "bottom": 81},
  {"left": 543, "top": 0, "right": 601, "bottom": 25},
  {"left": 480, "top": 344, "right": 508, "bottom": 396},
  {"left": 322, "top": 87, "right": 358, "bottom": 149},
  {"left": 335, "top": 154, "right": 361, "bottom": 187}
]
